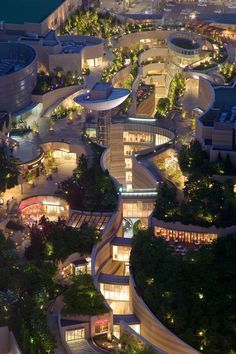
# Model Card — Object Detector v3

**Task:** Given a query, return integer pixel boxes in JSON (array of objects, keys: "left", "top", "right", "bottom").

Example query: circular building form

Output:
[
  {"left": 0, "top": 42, "right": 37, "bottom": 113},
  {"left": 167, "top": 31, "right": 203, "bottom": 68},
  {"left": 74, "top": 83, "right": 130, "bottom": 111}
]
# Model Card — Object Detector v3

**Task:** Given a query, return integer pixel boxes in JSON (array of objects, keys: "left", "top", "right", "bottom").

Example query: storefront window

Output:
[
  {"left": 95, "top": 320, "right": 108, "bottom": 335},
  {"left": 65, "top": 328, "right": 85, "bottom": 342},
  {"left": 154, "top": 227, "right": 217, "bottom": 244}
]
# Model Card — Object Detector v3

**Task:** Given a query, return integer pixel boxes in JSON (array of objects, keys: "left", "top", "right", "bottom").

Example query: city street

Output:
[{"left": 101, "top": 0, "right": 236, "bottom": 25}]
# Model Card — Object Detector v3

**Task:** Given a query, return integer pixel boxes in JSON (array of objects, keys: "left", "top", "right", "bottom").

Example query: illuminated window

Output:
[
  {"left": 100, "top": 283, "right": 129, "bottom": 301},
  {"left": 126, "top": 171, "right": 132, "bottom": 182},
  {"left": 126, "top": 184, "right": 132, "bottom": 192},
  {"left": 154, "top": 227, "right": 217, "bottom": 244},
  {"left": 86, "top": 57, "right": 102, "bottom": 68},
  {"left": 95, "top": 320, "right": 108, "bottom": 335},
  {"left": 113, "top": 245, "right": 131, "bottom": 262},
  {"left": 123, "top": 202, "right": 154, "bottom": 218},
  {"left": 52, "top": 150, "right": 76, "bottom": 160},
  {"left": 113, "top": 324, "right": 120, "bottom": 339},
  {"left": 65, "top": 329, "right": 85, "bottom": 342},
  {"left": 125, "top": 158, "right": 132, "bottom": 169},
  {"left": 129, "top": 324, "right": 140, "bottom": 334}
]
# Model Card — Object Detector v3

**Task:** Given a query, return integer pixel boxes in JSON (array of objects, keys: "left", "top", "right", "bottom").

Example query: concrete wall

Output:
[
  {"left": 0, "top": 327, "right": 21, "bottom": 354},
  {"left": 48, "top": 52, "right": 82, "bottom": 73},
  {"left": 117, "top": 30, "right": 173, "bottom": 50},
  {"left": 197, "top": 77, "right": 215, "bottom": 111},
  {"left": 92, "top": 204, "right": 123, "bottom": 278},
  {"left": 120, "top": 321, "right": 166, "bottom": 354},
  {"left": 132, "top": 155, "right": 157, "bottom": 189},
  {"left": 109, "top": 123, "right": 126, "bottom": 186},
  {"left": 82, "top": 41, "right": 104, "bottom": 61},
  {"left": 0, "top": 327, "right": 9, "bottom": 354},
  {"left": 57, "top": 34, "right": 104, "bottom": 71},
  {"left": 195, "top": 78, "right": 215, "bottom": 145},
  {"left": 129, "top": 276, "right": 200, "bottom": 354}
]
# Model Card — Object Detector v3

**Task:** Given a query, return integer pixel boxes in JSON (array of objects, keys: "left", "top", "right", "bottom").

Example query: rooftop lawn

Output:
[{"left": 0, "top": 0, "right": 65, "bottom": 24}]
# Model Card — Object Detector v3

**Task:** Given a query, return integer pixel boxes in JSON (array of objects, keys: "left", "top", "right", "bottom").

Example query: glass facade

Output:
[
  {"left": 65, "top": 328, "right": 85, "bottom": 342},
  {"left": 95, "top": 320, "right": 109, "bottom": 335},
  {"left": 124, "top": 131, "right": 155, "bottom": 144},
  {"left": 100, "top": 283, "right": 129, "bottom": 301},
  {"left": 123, "top": 135, "right": 170, "bottom": 156},
  {"left": 154, "top": 227, "right": 218, "bottom": 244},
  {"left": 112, "top": 245, "right": 131, "bottom": 262},
  {"left": 124, "top": 145, "right": 145, "bottom": 156},
  {"left": 123, "top": 201, "right": 154, "bottom": 218}
]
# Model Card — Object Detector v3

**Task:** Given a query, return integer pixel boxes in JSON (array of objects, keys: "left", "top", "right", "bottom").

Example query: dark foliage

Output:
[
  {"left": 57, "top": 154, "right": 117, "bottom": 211},
  {"left": 131, "top": 230, "right": 236, "bottom": 354}
]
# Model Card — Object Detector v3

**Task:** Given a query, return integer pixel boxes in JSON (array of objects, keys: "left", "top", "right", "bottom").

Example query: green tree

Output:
[
  {"left": 0, "top": 145, "right": 18, "bottom": 192},
  {"left": 63, "top": 274, "right": 106, "bottom": 316},
  {"left": 155, "top": 183, "right": 178, "bottom": 220},
  {"left": 155, "top": 97, "right": 170, "bottom": 118},
  {"left": 131, "top": 231, "right": 236, "bottom": 354}
]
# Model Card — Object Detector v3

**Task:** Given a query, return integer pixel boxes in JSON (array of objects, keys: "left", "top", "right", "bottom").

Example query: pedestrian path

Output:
[{"left": 67, "top": 339, "right": 99, "bottom": 354}]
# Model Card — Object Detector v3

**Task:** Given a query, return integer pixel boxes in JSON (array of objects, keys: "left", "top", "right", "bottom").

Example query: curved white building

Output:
[
  {"left": 75, "top": 82, "right": 130, "bottom": 146},
  {"left": 75, "top": 83, "right": 130, "bottom": 111}
]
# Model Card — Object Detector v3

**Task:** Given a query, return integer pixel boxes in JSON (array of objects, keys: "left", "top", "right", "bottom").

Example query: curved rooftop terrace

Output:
[
  {"left": 167, "top": 32, "right": 203, "bottom": 55},
  {"left": 75, "top": 85, "right": 130, "bottom": 111}
]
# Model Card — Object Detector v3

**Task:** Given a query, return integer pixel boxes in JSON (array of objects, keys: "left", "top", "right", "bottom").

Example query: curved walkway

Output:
[{"left": 67, "top": 339, "right": 99, "bottom": 354}]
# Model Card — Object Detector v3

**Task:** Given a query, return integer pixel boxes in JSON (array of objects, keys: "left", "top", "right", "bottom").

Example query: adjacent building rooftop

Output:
[
  {"left": 200, "top": 86, "right": 236, "bottom": 127},
  {"left": 206, "top": 14, "right": 236, "bottom": 26},
  {"left": 0, "top": 0, "right": 65, "bottom": 24}
]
